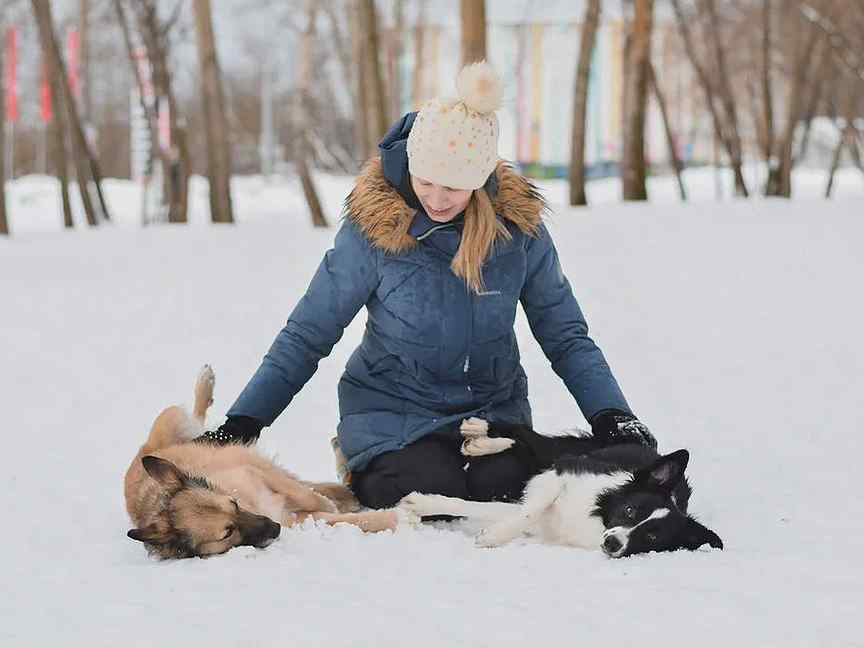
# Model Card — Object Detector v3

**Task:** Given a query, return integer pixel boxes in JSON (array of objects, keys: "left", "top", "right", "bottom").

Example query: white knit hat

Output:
[{"left": 407, "top": 62, "right": 503, "bottom": 191}]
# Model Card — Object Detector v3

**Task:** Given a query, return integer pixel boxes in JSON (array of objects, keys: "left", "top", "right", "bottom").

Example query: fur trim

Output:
[{"left": 344, "top": 158, "right": 546, "bottom": 254}]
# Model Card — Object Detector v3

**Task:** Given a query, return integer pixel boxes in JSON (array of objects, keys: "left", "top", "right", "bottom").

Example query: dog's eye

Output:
[
  {"left": 221, "top": 526, "right": 235, "bottom": 541},
  {"left": 624, "top": 505, "right": 636, "bottom": 519},
  {"left": 232, "top": 499, "right": 240, "bottom": 513}
]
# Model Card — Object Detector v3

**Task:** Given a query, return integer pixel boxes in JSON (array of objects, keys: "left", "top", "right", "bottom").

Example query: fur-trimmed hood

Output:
[{"left": 344, "top": 157, "right": 547, "bottom": 255}]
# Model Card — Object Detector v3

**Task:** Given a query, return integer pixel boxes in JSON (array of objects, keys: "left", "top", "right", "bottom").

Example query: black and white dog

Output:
[{"left": 399, "top": 418, "right": 723, "bottom": 557}]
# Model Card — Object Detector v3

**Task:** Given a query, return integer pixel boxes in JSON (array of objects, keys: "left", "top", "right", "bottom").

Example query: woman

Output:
[{"left": 200, "top": 63, "right": 655, "bottom": 508}]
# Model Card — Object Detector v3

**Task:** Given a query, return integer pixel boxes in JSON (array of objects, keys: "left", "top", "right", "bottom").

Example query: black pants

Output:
[{"left": 351, "top": 434, "right": 531, "bottom": 509}]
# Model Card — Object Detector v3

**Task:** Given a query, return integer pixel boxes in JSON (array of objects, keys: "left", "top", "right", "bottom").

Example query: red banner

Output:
[
  {"left": 67, "top": 28, "right": 80, "bottom": 100},
  {"left": 4, "top": 27, "right": 17, "bottom": 123},
  {"left": 41, "top": 62, "right": 52, "bottom": 124}
]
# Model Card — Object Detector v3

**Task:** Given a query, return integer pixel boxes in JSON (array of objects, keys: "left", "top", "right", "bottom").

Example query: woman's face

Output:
[{"left": 411, "top": 175, "right": 472, "bottom": 223}]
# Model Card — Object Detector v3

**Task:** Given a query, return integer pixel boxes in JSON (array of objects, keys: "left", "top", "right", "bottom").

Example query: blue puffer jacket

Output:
[{"left": 228, "top": 113, "right": 631, "bottom": 471}]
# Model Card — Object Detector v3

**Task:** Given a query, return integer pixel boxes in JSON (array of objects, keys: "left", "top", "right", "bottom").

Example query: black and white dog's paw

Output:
[{"left": 475, "top": 523, "right": 521, "bottom": 548}]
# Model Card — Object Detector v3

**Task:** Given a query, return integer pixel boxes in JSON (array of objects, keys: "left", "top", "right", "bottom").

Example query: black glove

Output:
[
  {"left": 193, "top": 415, "right": 263, "bottom": 446},
  {"left": 590, "top": 410, "right": 657, "bottom": 450}
]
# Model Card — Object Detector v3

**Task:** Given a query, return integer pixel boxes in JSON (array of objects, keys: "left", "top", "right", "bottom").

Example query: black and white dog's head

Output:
[{"left": 595, "top": 450, "right": 723, "bottom": 558}]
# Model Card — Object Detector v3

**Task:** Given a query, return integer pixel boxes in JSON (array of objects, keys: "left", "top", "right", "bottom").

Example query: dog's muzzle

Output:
[{"left": 239, "top": 511, "right": 281, "bottom": 548}]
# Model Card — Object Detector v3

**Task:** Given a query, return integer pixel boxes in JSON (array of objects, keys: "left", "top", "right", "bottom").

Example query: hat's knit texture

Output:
[{"left": 407, "top": 62, "right": 503, "bottom": 191}]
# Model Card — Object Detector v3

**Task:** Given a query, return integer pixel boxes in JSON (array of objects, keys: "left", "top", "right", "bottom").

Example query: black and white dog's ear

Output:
[
  {"left": 684, "top": 517, "right": 724, "bottom": 550},
  {"left": 637, "top": 449, "right": 690, "bottom": 491}
]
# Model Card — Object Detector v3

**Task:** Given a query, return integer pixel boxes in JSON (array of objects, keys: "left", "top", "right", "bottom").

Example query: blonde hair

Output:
[{"left": 451, "top": 188, "right": 512, "bottom": 294}]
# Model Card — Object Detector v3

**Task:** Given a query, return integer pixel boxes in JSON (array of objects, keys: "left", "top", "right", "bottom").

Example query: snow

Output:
[{"left": 1, "top": 166, "right": 862, "bottom": 646}]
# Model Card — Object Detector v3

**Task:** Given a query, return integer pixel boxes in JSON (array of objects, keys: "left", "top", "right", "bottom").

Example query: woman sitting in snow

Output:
[{"left": 199, "top": 62, "right": 655, "bottom": 508}]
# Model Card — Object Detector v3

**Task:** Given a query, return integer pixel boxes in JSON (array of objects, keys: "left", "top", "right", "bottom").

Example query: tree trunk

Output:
[
  {"left": 703, "top": 0, "right": 748, "bottom": 197},
  {"left": 45, "top": 52, "right": 74, "bottom": 228},
  {"left": 760, "top": 0, "right": 775, "bottom": 165},
  {"left": 671, "top": 0, "right": 749, "bottom": 197},
  {"left": 193, "top": 0, "right": 234, "bottom": 224},
  {"left": 569, "top": 0, "right": 601, "bottom": 207},
  {"left": 0, "top": 27, "right": 7, "bottom": 236},
  {"left": 296, "top": 0, "right": 328, "bottom": 228},
  {"left": 460, "top": 0, "right": 487, "bottom": 65},
  {"left": 357, "top": 0, "right": 388, "bottom": 159},
  {"left": 648, "top": 63, "right": 687, "bottom": 201},
  {"left": 113, "top": 1, "right": 159, "bottom": 178},
  {"left": 388, "top": 0, "right": 404, "bottom": 122},
  {"left": 79, "top": 0, "right": 92, "bottom": 122},
  {"left": 31, "top": 0, "right": 100, "bottom": 226},
  {"left": 765, "top": 11, "right": 821, "bottom": 198},
  {"left": 321, "top": 0, "right": 361, "bottom": 171},
  {"left": 350, "top": 1, "right": 371, "bottom": 161},
  {"left": 621, "top": 0, "right": 652, "bottom": 201},
  {"left": 825, "top": 88, "right": 861, "bottom": 198},
  {"left": 131, "top": 0, "right": 190, "bottom": 223},
  {"left": 412, "top": 2, "right": 425, "bottom": 107}
]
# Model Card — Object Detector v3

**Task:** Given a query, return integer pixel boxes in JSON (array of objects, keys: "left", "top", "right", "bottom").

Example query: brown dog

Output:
[{"left": 125, "top": 366, "right": 408, "bottom": 558}]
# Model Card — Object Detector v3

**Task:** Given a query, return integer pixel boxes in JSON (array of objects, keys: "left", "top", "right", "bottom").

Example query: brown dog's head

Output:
[{"left": 127, "top": 455, "right": 281, "bottom": 559}]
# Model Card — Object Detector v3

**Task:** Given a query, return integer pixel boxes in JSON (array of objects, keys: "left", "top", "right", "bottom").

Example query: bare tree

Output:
[
  {"left": 569, "top": 0, "right": 601, "bottom": 207},
  {"left": 44, "top": 44, "right": 75, "bottom": 228},
  {"left": 295, "top": 0, "right": 328, "bottom": 228},
  {"left": 648, "top": 63, "right": 687, "bottom": 201},
  {"left": 79, "top": 0, "right": 92, "bottom": 124},
  {"left": 764, "top": 2, "right": 823, "bottom": 197},
  {"left": 759, "top": 0, "right": 776, "bottom": 169},
  {"left": 621, "top": 0, "right": 652, "bottom": 201},
  {"left": 32, "top": 0, "right": 102, "bottom": 226},
  {"left": 704, "top": 0, "right": 748, "bottom": 195},
  {"left": 671, "top": 0, "right": 749, "bottom": 196},
  {"left": 356, "top": 0, "right": 388, "bottom": 161},
  {"left": 193, "top": 0, "right": 234, "bottom": 224},
  {"left": 825, "top": 84, "right": 863, "bottom": 196},
  {"left": 413, "top": 1, "right": 426, "bottom": 106},
  {"left": 460, "top": 0, "right": 486, "bottom": 65},
  {"left": 123, "top": 0, "right": 191, "bottom": 223}
]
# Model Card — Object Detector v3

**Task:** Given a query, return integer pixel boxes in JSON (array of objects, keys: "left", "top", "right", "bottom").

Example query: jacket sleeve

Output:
[
  {"left": 519, "top": 223, "right": 632, "bottom": 420},
  {"left": 227, "top": 220, "right": 379, "bottom": 425}
]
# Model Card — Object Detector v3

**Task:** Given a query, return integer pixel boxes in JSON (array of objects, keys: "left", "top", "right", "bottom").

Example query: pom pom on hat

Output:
[
  {"left": 407, "top": 61, "right": 502, "bottom": 190},
  {"left": 456, "top": 61, "right": 503, "bottom": 115}
]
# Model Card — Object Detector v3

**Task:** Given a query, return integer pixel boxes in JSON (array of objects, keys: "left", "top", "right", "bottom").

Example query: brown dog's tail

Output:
[
  {"left": 142, "top": 366, "right": 215, "bottom": 451},
  {"left": 143, "top": 406, "right": 200, "bottom": 451}
]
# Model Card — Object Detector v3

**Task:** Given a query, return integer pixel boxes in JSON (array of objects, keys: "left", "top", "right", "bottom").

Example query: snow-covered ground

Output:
[{"left": 1, "top": 167, "right": 862, "bottom": 646}]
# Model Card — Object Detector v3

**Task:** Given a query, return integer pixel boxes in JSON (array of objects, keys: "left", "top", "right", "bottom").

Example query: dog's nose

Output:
[
  {"left": 603, "top": 535, "right": 622, "bottom": 554},
  {"left": 266, "top": 519, "right": 281, "bottom": 539}
]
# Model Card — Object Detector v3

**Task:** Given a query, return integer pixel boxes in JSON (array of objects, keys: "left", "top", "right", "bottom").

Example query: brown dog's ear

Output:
[
  {"left": 127, "top": 523, "right": 169, "bottom": 545},
  {"left": 141, "top": 455, "right": 186, "bottom": 491}
]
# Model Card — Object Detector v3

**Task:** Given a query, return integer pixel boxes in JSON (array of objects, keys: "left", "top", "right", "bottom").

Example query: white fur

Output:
[
  {"left": 398, "top": 469, "right": 633, "bottom": 549},
  {"left": 603, "top": 507, "right": 670, "bottom": 558}
]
